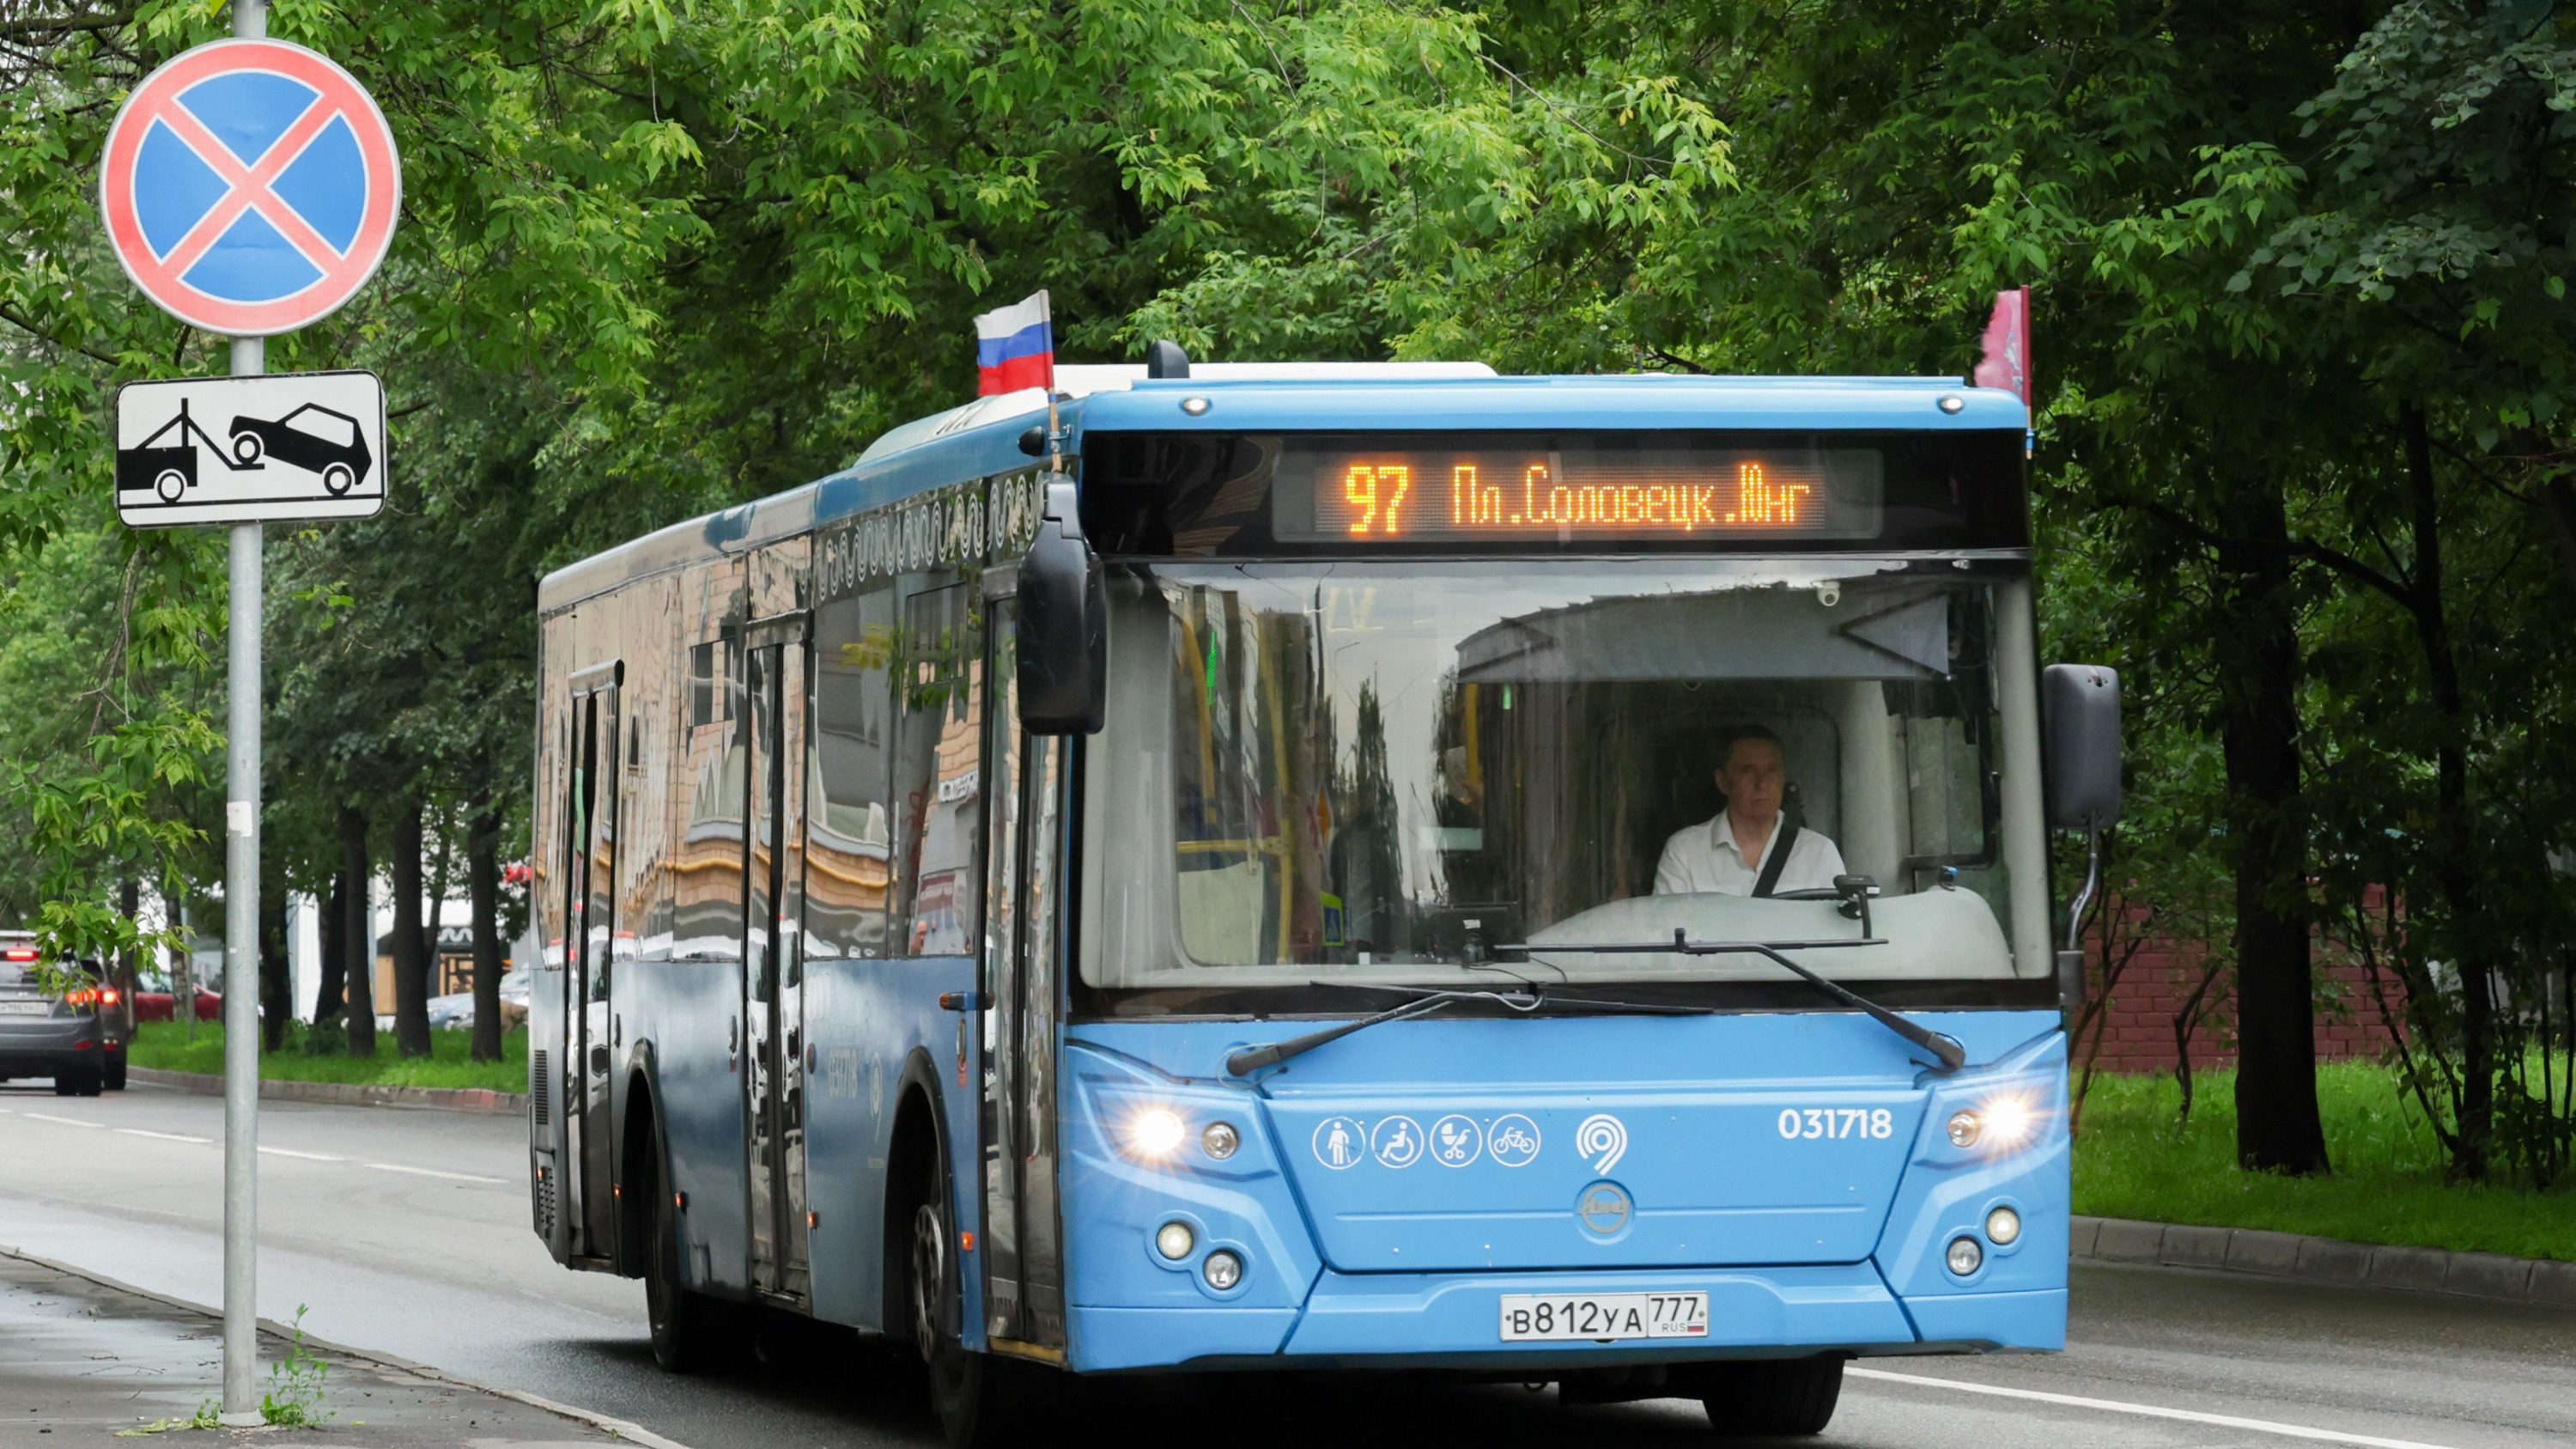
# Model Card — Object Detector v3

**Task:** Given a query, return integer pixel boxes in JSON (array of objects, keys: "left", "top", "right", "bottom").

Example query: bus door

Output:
[
  {"left": 980, "top": 597, "right": 1068, "bottom": 1349},
  {"left": 562, "top": 660, "right": 623, "bottom": 1264},
  {"left": 741, "top": 615, "right": 811, "bottom": 1298}
]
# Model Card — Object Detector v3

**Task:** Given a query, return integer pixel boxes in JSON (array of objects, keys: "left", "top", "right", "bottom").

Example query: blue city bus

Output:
[{"left": 527, "top": 354, "right": 2105, "bottom": 1443}]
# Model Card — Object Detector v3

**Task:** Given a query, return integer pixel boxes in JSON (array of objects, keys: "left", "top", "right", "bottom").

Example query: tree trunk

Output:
[
  {"left": 340, "top": 806, "right": 376, "bottom": 1058},
  {"left": 113, "top": 876, "right": 141, "bottom": 1046},
  {"left": 317, "top": 874, "right": 345, "bottom": 1027},
  {"left": 2403, "top": 404, "right": 2494, "bottom": 1178},
  {"left": 424, "top": 804, "right": 453, "bottom": 1004},
  {"left": 258, "top": 874, "right": 289, "bottom": 1053},
  {"left": 469, "top": 807, "right": 504, "bottom": 1062},
  {"left": 392, "top": 801, "right": 432, "bottom": 1056},
  {"left": 2217, "top": 478, "right": 2332, "bottom": 1175}
]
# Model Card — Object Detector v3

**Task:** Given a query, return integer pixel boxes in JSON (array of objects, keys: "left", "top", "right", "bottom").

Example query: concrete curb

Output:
[
  {"left": 0, "top": 1242, "right": 690, "bottom": 1449},
  {"left": 2073, "top": 1214, "right": 2576, "bottom": 1309},
  {"left": 129, "top": 1063, "right": 526, "bottom": 1115}
]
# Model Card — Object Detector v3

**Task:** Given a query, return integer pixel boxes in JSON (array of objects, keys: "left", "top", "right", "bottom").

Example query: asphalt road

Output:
[{"left": 3, "top": 1081, "right": 2573, "bottom": 1449}]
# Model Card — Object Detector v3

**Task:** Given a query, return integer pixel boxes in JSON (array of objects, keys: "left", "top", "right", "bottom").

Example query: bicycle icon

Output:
[{"left": 1488, "top": 1113, "right": 1542, "bottom": 1167}]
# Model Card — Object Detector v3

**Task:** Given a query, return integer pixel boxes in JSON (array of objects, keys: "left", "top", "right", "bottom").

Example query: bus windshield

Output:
[{"left": 1086, "top": 560, "right": 2035, "bottom": 992}]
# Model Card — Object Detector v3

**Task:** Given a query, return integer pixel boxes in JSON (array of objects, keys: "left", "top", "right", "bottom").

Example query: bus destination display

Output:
[{"left": 1271, "top": 442, "right": 1884, "bottom": 542}]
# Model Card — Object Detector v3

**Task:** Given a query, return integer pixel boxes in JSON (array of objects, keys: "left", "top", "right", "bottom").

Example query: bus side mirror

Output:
[
  {"left": 2040, "top": 664, "right": 2121, "bottom": 831},
  {"left": 2041, "top": 664, "right": 2120, "bottom": 1014},
  {"left": 1018, "top": 480, "right": 1106, "bottom": 734}
]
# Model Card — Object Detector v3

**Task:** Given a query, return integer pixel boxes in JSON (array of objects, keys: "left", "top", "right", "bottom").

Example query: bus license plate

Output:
[{"left": 1498, "top": 1291, "right": 1709, "bottom": 1342}]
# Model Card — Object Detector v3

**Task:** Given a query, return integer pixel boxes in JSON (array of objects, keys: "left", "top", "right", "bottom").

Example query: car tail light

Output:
[
  {"left": 66, "top": 989, "right": 95, "bottom": 1005},
  {"left": 100, "top": 989, "right": 120, "bottom": 1006},
  {"left": 2, "top": 947, "right": 36, "bottom": 962}
]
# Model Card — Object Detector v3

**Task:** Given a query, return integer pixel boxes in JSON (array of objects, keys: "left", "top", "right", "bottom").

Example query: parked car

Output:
[
  {"left": 424, "top": 967, "right": 532, "bottom": 1032},
  {"left": 131, "top": 968, "right": 222, "bottom": 1023},
  {"left": 0, "top": 945, "right": 123, "bottom": 1094},
  {"left": 426, "top": 991, "right": 475, "bottom": 1031}
]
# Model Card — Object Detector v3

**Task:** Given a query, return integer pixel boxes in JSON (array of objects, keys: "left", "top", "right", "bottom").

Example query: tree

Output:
[
  {"left": 2200, "top": 0, "right": 2576, "bottom": 1181},
  {"left": 1370, "top": 0, "right": 2360, "bottom": 1173}
]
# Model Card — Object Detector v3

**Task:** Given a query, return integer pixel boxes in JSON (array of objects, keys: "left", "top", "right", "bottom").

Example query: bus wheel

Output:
[
  {"left": 910, "top": 1160, "right": 1022, "bottom": 1446},
  {"left": 644, "top": 1148, "right": 721, "bottom": 1371},
  {"left": 1698, "top": 1356, "right": 1843, "bottom": 1437}
]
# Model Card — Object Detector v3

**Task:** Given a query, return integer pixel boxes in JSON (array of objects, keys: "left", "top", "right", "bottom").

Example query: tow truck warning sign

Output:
[{"left": 113, "top": 369, "right": 386, "bottom": 527}]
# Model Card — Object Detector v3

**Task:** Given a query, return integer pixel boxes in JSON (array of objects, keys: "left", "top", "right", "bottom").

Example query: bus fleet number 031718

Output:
[
  {"left": 1498, "top": 1292, "right": 1711, "bottom": 1342},
  {"left": 1780, "top": 1107, "right": 1895, "bottom": 1140}
]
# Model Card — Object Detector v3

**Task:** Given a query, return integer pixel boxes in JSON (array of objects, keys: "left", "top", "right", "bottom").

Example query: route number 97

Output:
[{"left": 1779, "top": 1107, "right": 1894, "bottom": 1140}]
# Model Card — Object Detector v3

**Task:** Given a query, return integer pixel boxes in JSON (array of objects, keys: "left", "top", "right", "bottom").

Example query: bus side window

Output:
[
  {"left": 673, "top": 630, "right": 747, "bottom": 965},
  {"left": 893, "top": 581, "right": 984, "bottom": 958},
  {"left": 809, "top": 585, "right": 897, "bottom": 960}
]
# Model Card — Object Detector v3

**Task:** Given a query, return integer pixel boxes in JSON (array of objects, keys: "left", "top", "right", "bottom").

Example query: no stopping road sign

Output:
[{"left": 99, "top": 39, "right": 400, "bottom": 336}]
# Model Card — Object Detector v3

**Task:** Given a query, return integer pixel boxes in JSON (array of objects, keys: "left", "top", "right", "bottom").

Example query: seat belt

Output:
[{"left": 1751, "top": 784, "right": 1804, "bottom": 898}]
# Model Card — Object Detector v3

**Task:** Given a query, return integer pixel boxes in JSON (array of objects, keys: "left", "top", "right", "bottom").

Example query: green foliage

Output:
[
  {"left": 8, "top": 1, "right": 2576, "bottom": 1193},
  {"left": 260, "top": 1306, "right": 332, "bottom": 1428},
  {"left": 2076, "top": 1061, "right": 2576, "bottom": 1262}
]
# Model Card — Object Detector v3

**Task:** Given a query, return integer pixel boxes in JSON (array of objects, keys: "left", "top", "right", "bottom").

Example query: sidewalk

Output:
[{"left": 0, "top": 1250, "right": 657, "bottom": 1446}]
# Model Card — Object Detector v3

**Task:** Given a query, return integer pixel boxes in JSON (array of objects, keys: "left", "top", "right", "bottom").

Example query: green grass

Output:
[
  {"left": 127, "top": 1020, "right": 528, "bottom": 1094},
  {"left": 2074, "top": 1059, "right": 2576, "bottom": 1263}
]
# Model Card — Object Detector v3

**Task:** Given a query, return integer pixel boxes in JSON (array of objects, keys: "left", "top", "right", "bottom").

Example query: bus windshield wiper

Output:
[
  {"left": 1496, "top": 930, "right": 1966, "bottom": 1070},
  {"left": 1224, "top": 989, "right": 1544, "bottom": 1076},
  {"left": 1348, "top": 981, "right": 1721, "bottom": 1018}
]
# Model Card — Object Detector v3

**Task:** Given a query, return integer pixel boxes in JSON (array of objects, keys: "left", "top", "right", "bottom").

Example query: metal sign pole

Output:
[{"left": 217, "top": 13, "right": 266, "bottom": 1431}]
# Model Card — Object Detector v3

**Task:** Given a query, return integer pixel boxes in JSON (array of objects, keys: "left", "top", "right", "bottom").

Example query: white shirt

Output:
[{"left": 1654, "top": 811, "right": 1848, "bottom": 897}]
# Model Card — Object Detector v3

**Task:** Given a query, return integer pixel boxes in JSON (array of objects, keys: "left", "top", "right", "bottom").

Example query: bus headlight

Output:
[
  {"left": 1203, "top": 1250, "right": 1242, "bottom": 1289},
  {"left": 1985, "top": 1206, "right": 2022, "bottom": 1245},
  {"left": 1982, "top": 1093, "right": 2034, "bottom": 1147},
  {"left": 1946, "top": 1236, "right": 1984, "bottom": 1276},
  {"left": 1128, "top": 1108, "right": 1187, "bottom": 1158},
  {"left": 1155, "top": 1221, "right": 1195, "bottom": 1260},
  {"left": 1947, "top": 1094, "right": 2038, "bottom": 1152},
  {"left": 1201, "top": 1121, "right": 1240, "bottom": 1159}
]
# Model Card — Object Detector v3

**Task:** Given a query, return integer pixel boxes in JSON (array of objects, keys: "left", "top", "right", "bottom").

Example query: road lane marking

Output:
[
  {"left": 1848, "top": 1367, "right": 2459, "bottom": 1449},
  {"left": 363, "top": 1162, "right": 505, "bottom": 1184},
  {"left": 25, "top": 1112, "right": 499, "bottom": 1182}
]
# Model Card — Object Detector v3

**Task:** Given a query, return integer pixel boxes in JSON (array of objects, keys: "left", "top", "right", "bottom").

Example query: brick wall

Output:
[{"left": 2072, "top": 918, "right": 2404, "bottom": 1073}]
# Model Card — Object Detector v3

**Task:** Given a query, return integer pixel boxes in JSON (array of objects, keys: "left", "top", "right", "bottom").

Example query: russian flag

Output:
[{"left": 975, "top": 290, "right": 1054, "bottom": 396}]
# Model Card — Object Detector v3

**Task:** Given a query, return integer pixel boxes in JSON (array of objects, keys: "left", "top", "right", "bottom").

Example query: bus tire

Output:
[
  {"left": 642, "top": 1135, "right": 722, "bottom": 1372},
  {"left": 1698, "top": 1355, "right": 1843, "bottom": 1437},
  {"left": 910, "top": 1154, "right": 1022, "bottom": 1447}
]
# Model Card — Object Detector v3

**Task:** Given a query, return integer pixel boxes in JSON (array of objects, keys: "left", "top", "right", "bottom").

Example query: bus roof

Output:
[{"left": 538, "top": 368, "right": 2029, "bottom": 613}]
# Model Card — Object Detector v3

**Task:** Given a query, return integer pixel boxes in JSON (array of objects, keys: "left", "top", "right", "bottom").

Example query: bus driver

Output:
[{"left": 1653, "top": 725, "right": 1847, "bottom": 896}]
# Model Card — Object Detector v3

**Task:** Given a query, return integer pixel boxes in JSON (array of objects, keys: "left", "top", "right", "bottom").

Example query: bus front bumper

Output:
[{"left": 1068, "top": 1264, "right": 2063, "bottom": 1373}]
